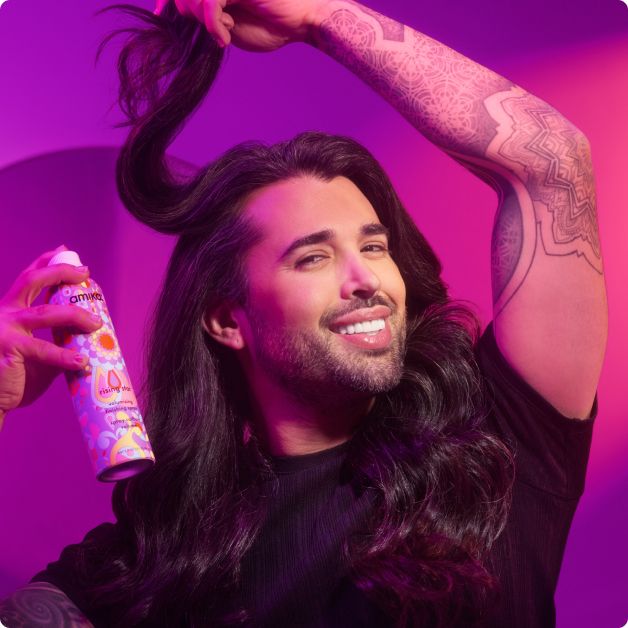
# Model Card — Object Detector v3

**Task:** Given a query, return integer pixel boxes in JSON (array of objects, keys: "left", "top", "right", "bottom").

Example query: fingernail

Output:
[
  {"left": 89, "top": 313, "right": 102, "bottom": 323},
  {"left": 77, "top": 266, "right": 89, "bottom": 273},
  {"left": 74, "top": 353, "right": 87, "bottom": 364}
]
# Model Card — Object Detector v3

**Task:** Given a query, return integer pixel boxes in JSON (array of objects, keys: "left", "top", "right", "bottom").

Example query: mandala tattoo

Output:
[
  {"left": 358, "top": 4, "right": 404, "bottom": 41},
  {"left": 489, "top": 90, "right": 601, "bottom": 267},
  {"left": 316, "top": 7, "right": 513, "bottom": 156}
]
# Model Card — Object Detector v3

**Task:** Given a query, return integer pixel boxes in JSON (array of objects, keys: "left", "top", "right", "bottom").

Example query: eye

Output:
[
  {"left": 362, "top": 242, "right": 390, "bottom": 255},
  {"left": 294, "top": 253, "right": 329, "bottom": 269}
]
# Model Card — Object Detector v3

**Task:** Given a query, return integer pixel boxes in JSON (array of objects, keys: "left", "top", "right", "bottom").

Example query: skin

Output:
[{"left": 206, "top": 175, "right": 407, "bottom": 455}]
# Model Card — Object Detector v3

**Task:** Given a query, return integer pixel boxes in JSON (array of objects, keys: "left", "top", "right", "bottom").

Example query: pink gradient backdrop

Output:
[{"left": 0, "top": 1, "right": 626, "bottom": 625}]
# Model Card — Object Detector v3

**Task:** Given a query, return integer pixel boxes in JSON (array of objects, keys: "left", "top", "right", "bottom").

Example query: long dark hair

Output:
[{"left": 81, "top": 5, "right": 514, "bottom": 625}]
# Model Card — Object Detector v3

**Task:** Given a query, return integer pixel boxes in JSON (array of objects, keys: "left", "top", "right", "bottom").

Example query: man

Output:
[{"left": 0, "top": 0, "right": 606, "bottom": 626}]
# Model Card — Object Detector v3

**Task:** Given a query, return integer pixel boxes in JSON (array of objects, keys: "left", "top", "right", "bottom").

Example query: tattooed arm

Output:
[
  {"left": 0, "top": 582, "right": 94, "bottom": 627},
  {"left": 307, "top": 1, "right": 607, "bottom": 419}
]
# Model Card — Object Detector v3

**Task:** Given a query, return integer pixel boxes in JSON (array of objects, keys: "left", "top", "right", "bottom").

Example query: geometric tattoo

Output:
[{"left": 487, "top": 89, "right": 602, "bottom": 265}]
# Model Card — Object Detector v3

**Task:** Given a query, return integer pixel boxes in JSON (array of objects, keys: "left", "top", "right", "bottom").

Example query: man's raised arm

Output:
[
  {"left": 160, "top": 0, "right": 607, "bottom": 420},
  {"left": 307, "top": 1, "right": 607, "bottom": 420}
]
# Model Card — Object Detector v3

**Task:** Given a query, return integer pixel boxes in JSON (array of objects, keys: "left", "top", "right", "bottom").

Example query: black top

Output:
[{"left": 31, "top": 322, "right": 597, "bottom": 627}]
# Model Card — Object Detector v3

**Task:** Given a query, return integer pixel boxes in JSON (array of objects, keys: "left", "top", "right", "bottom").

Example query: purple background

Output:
[{"left": 0, "top": 1, "right": 627, "bottom": 625}]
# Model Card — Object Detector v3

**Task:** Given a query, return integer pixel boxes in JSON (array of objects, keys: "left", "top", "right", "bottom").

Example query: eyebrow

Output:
[{"left": 279, "top": 222, "right": 390, "bottom": 261}]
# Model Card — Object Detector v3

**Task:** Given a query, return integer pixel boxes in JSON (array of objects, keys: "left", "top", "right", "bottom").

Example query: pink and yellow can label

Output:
[{"left": 47, "top": 278, "right": 155, "bottom": 481}]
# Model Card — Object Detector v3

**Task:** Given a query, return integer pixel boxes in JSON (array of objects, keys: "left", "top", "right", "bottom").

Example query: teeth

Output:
[{"left": 336, "top": 318, "right": 385, "bottom": 335}]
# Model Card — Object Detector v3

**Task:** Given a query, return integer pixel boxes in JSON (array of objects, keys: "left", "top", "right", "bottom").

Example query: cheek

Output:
[
  {"left": 382, "top": 263, "right": 406, "bottom": 306},
  {"left": 247, "top": 277, "right": 331, "bottom": 329},
  {"left": 276, "top": 281, "right": 332, "bottom": 329}
]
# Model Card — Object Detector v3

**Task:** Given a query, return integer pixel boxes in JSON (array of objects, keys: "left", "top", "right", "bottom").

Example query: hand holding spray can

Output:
[{"left": 46, "top": 250, "right": 155, "bottom": 481}]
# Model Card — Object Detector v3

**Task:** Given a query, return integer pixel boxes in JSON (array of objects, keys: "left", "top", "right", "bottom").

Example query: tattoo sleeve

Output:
[
  {"left": 310, "top": 1, "right": 602, "bottom": 310},
  {"left": 0, "top": 583, "right": 94, "bottom": 627}
]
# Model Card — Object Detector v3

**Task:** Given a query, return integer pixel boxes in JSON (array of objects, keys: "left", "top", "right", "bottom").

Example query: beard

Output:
[{"left": 245, "top": 296, "right": 407, "bottom": 406}]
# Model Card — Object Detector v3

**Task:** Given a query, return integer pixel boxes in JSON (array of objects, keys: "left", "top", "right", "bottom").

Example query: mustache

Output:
[{"left": 319, "top": 295, "right": 398, "bottom": 328}]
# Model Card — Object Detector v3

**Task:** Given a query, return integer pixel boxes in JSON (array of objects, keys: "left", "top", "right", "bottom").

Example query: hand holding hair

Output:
[{"left": 155, "top": 0, "right": 330, "bottom": 50}]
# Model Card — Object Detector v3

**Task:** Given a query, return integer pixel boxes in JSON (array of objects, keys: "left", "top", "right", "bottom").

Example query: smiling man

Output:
[
  {"left": 0, "top": 0, "right": 607, "bottom": 626},
  {"left": 209, "top": 175, "right": 408, "bottom": 455}
]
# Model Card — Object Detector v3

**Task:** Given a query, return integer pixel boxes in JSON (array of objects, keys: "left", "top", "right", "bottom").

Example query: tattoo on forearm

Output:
[
  {"left": 316, "top": 4, "right": 513, "bottom": 156},
  {"left": 0, "top": 585, "right": 92, "bottom": 627},
  {"left": 357, "top": 5, "right": 404, "bottom": 41}
]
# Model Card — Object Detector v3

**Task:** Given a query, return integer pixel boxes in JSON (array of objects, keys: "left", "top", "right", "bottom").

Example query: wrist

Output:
[{"left": 304, "top": 0, "right": 349, "bottom": 46}]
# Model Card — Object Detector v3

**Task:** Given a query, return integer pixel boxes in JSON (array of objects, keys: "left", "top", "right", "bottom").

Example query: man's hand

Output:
[
  {"left": 155, "top": 0, "right": 330, "bottom": 50},
  {"left": 0, "top": 246, "right": 103, "bottom": 430}
]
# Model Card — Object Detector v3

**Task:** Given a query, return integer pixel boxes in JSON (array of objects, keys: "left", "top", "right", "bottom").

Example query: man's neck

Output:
[{"left": 246, "top": 378, "right": 373, "bottom": 456}]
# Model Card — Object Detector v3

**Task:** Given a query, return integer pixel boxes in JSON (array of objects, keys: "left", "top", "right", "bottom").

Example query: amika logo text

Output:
[{"left": 70, "top": 292, "right": 103, "bottom": 303}]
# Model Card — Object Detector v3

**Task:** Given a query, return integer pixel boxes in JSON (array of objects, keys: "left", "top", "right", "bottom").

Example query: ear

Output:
[{"left": 202, "top": 301, "right": 246, "bottom": 350}]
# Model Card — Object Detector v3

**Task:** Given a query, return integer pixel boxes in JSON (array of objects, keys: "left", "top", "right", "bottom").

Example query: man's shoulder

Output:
[
  {"left": 475, "top": 320, "right": 597, "bottom": 424},
  {"left": 476, "top": 320, "right": 596, "bottom": 499}
]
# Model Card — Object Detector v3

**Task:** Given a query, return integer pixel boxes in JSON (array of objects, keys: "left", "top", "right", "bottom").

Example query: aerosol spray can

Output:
[{"left": 46, "top": 250, "right": 155, "bottom": 481}]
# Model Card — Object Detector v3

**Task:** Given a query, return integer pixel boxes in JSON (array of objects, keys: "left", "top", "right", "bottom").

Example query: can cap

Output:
[{"left": 48, "top": 250, "right": 83, "bottom": 267}]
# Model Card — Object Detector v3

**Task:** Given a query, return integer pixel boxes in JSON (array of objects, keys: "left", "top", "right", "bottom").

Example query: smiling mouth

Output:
[
  {"left": 328, "top": 317, "right": 393, "bottom": 351},
  {"left": 334, "top": 318, "right": 386, "bottom": 335}
]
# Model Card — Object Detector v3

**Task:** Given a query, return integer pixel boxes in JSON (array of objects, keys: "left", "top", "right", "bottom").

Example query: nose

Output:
[{"left": 340, "top": 255, "right": 381, "bottom": 300}]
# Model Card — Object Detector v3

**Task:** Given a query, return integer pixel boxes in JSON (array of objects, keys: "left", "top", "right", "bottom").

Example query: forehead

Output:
[{"left": 241, "top": 175, "right": 381, "bottom": 250}]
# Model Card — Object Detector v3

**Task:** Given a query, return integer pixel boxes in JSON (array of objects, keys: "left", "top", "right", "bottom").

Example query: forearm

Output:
[
  {"left": 0, "top": 583, "right": 94, "bottom": 627},
  {"left": 308, "top": 1, "right": 590, "bottom": 185}
]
